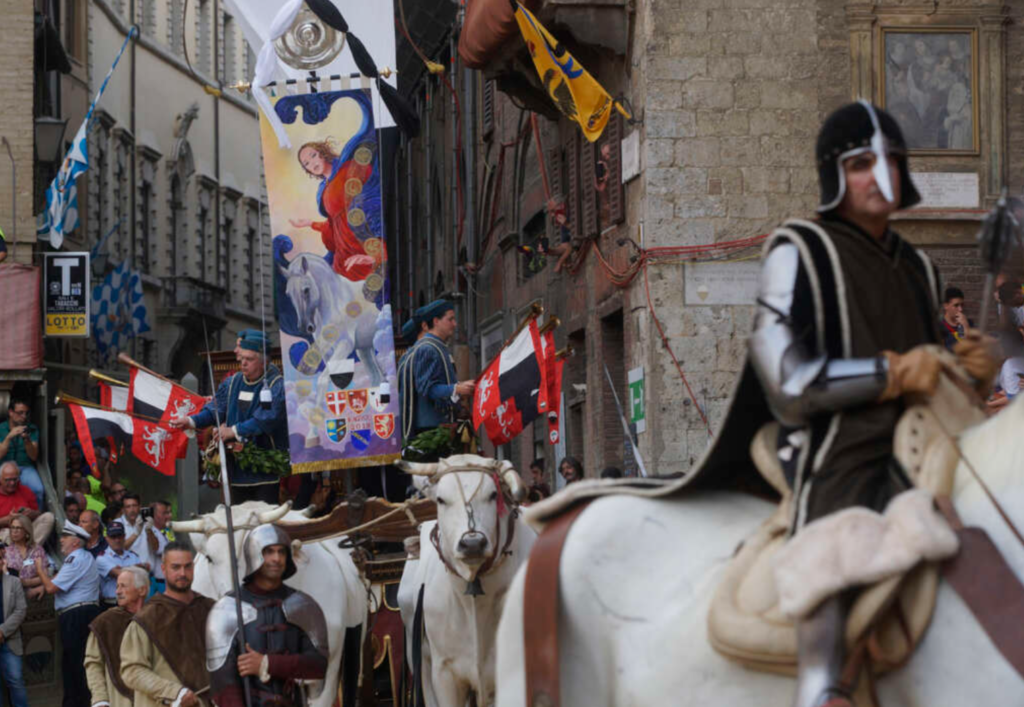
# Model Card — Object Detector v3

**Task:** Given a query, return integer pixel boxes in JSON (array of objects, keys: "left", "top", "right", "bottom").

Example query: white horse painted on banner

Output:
[{"left": 495, "top": 393, "right": 1024, "bottom": 706}]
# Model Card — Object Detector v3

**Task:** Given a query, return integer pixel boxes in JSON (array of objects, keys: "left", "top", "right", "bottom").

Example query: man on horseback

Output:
[{"left": 748, "top": 101, "right": 996, "bottom": 707}]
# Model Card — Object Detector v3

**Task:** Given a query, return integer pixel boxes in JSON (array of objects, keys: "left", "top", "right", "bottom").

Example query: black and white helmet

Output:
[{"left": 815, "top": 100, "right": 921, "bottom": 212}]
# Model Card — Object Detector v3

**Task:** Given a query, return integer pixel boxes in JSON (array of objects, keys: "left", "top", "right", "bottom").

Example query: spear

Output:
[
  {"left": 977, "top": 188, "right": 1021, "bottom": 332},
  {"left": 200, "top": 317, "right": 254, "bottom": 707}
]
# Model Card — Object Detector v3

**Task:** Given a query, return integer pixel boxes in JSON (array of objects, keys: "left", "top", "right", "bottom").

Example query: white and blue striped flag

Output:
[{"left": 38, "top": 27, "right": 137, "bottom": 248}]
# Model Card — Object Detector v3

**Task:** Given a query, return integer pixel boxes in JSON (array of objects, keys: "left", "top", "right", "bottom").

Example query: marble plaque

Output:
[
  {"left": 910, "top": 172, "right": 980, "bottom": 209},
  {"left": 684, "top": 261, "right": 761, "bottom": 306}
]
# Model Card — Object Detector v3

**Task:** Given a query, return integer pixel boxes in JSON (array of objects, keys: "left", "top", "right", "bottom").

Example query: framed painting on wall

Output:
[{"left": 880, "top": 28, "right": 979, "bottom": 154}]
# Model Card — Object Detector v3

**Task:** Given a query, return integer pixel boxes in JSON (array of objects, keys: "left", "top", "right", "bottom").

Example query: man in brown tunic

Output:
[
  {"left": 85, "top": 566, "right": 148, "bottom": 707},
  {"left": 120, "top": 541, "right": 215, "bottom": 707},
  {"left": 747, "top": 101, "right": 995, "bottom": 707}
]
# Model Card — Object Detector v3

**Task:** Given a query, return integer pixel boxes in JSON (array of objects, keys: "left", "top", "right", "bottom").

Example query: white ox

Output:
[
  {"left": 496, "top": 395, "right": 1024, "bottom": 706},
  {"left": 171, "top": 502, "right": 368, "bottom": 707},
  {"left": 398, "top": 455, "right": 538, "bottom": 707}
]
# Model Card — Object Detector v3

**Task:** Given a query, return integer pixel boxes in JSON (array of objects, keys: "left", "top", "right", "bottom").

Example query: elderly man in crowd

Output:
[
  {"left": 0, "top": 462, "right": 54, "bottom": 545},
  {"left": 0, "top": 544, "right": 28, "bottom": 707},
  {"left": 0, "top": 400, "right": 44, "bottom": 510},
  {"left": 96, "top": 522, "right": 148, "bottom": 610},
  {"left": 120, "top": 541, "right": 215, "bottom": 707},
  {"left": 85, "top": 566, "right": 148, "bottom": 707},
  {"left": 81, "top": 510, "right": 108, "bottom": 558},
  {"left": 35, "top": 520, "right": 101, "bottom": 707}
]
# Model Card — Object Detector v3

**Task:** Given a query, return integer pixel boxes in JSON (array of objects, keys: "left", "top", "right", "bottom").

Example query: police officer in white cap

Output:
[{"left": 35, "top": 520, "right": 101, "bottom": 707}]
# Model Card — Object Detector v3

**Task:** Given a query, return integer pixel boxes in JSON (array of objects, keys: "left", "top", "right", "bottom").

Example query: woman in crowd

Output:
[{"left": 5, "top": 514, "right": 49, "bottom": 601}]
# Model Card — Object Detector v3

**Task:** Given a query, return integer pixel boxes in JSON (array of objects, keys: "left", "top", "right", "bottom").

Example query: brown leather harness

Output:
[{"left": 427, "top": 472, "right": 520, "bottom": 594}]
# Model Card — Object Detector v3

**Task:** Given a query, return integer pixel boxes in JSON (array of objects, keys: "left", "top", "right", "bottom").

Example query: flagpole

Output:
[
  {"left": 200, "top": 317, "right": 254, "bottom": 707},
  {"left": 117, "top": 352, "right": 183, "bottom": 387},
  {"left": 88, "top": 370, "right": 128, "bottom": 387},
  {"left": 54, "top": 392, "right": 163, "bottom": 424}
]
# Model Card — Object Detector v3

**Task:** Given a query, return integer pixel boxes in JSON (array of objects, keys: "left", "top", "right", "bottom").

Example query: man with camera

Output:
[{"left": 0, "top": 400, "right": 44, "bottom": 511}]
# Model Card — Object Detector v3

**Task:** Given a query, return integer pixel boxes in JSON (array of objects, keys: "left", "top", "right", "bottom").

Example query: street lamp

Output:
[{"left": 34, "top": 116, "right": 68, "bottom": 164}]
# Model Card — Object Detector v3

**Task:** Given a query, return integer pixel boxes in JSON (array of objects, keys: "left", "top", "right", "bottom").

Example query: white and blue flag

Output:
[
  {"left": 37, "top": 28, "right": 136, "bottom": 248},
  {"left": 91, "top": 260, "right": 150, "bottom": 357}
]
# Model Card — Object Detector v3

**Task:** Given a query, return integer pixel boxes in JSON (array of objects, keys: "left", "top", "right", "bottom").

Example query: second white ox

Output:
[
  {"left": 398, "top": 455, "right": 537, "bottom": 707},
  {"left": 171, "top": 502, "right": 368, "bottom": 707}
]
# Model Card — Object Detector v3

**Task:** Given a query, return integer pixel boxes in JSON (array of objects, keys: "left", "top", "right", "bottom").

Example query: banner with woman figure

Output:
[{"left": 260, "top": 88, "right": 400, "bottom": 471}]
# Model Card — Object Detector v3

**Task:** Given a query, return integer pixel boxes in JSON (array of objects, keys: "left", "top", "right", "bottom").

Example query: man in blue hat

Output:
[
  {"left": 171, "top": 331, "right": 287, "bottom": 504},
  {"left": 397, "top": 300, "right": 476, "bottom": 442}
]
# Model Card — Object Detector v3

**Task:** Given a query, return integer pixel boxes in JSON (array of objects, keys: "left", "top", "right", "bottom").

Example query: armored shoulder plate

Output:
[
  {"left": 282, "top": 590, "right": 329, "bottom": 657},
  {"left": 206, "top": 596, "right": 258, "bottom": 671}
]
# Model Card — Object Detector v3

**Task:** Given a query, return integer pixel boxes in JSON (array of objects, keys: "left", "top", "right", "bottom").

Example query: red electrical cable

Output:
[{"left": 643, "top": 259, "right": 714, "bottom": 436}]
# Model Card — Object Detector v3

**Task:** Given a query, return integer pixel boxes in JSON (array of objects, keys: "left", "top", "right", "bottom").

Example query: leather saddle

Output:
[{"left": 707, "top": 348, "right": 985, "bottom": 679}]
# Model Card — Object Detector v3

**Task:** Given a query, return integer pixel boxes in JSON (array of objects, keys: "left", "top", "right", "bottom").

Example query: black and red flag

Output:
[
  {"left": 66, "top": 401, "right": 188, "bottom": 477},
  {"left": 473, "top": 319, "right": 550, "bottom": 446},
  {"left": 95, "top": 378, "right": 128, "bottom": 466}
]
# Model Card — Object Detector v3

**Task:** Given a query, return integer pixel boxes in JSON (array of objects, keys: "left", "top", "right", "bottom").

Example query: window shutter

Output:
[
  {"left": 580, "top": 136, "right": 598, "bottom": 237},
  {"left": 605, "top": 113, "right": 625, "bottom": 225},
  {"left": 567, "top": 130, "right": 580, "bottom": 241},
  {"left": 482, "top": 79, "right": 495, "bottom": 139}
]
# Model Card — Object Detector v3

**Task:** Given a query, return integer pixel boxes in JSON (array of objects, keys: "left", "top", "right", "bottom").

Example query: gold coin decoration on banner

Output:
[
  {"left": 365, "top": 273, "right": 384, "bottom": 292},
  {"left": 363, "top": 238, "right": 383, "bottom": 257},
  {"left": 321, "top": 324, "right": 341, "bottom": 343},
  {"left": 345, "top": 178, "right": 363, "bottom": 197},
  {"left": 302, "top": 348, "right": 322, "bottom": 370},
  {"left": 295, "top": 380, "right": 313, "bottom": 398},
  {"left": 354, "top": 147, "right": 373, "bottom": 165},
  {"left": 348, "top": 208, "right": 366, "bottom": 227},
  {"left": 345, "top": 301, "right": 363, "bottom": 318}
]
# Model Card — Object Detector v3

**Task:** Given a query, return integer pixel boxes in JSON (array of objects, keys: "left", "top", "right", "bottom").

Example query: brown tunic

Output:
[
  {"left": 802, "top": 216, "right": 941, "bottom": 523},
  {"left": 88, "top": 607, "right": 135, "bottom": 699}
]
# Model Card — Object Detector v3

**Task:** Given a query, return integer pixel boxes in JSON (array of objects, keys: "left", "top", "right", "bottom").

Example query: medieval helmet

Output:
[
  {"left": 815, "top": 101, "right": 921, "bottom": 212},
  {"left": 241, "top": 524, "right": 297, "bottom": 583}
]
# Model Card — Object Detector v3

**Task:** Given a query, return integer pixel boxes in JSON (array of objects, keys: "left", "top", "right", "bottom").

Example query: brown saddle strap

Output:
[
  {"left": 524, "top": 501, "right": 591, "bottom": 707},
  {"left": 935, "top": 496, "right": 1024, "bottom": 680}
]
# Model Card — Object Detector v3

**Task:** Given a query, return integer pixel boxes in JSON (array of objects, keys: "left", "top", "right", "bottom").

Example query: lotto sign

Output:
[{"left": 44, "top": 253, "right": 90, "bottom": 337}]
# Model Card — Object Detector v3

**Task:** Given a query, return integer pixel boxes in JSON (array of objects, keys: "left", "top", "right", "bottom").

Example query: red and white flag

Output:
[
  {"left": 541, "top": 329, "right": 565, "bottom": 444},
  {"left": 68, "top": 403, "right": 188, "bottom": 477},
  {"left": 473, "top": 319, "right": 549, "bottom": 446},
  {"left": 128, "top": 367, "right": 208, "bottom": 424}
]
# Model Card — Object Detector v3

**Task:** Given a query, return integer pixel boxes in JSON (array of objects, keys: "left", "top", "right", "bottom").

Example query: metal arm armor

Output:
[{"left": 749, "top": 243, "right": 889, "bottom": 428}]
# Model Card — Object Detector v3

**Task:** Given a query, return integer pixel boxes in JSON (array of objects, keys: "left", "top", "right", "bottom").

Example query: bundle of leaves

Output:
[
  {"left": 203, "top": 444, "right": 291, "bottom": 482},
  {"left": 402, "top": 427, "right": 454, "bottom": 463}
]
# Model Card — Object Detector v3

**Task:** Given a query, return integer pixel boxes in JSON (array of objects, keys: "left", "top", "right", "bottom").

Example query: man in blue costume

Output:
[
  {"left": 398, "top": 300, "right": 476, "bottom": 442},
  {"left": 172, "top": 331, "right": 287, "bottom": 504}
]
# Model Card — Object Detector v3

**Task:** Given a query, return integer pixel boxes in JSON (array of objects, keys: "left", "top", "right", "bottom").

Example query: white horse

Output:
[
  {"left": 495, "top": 395, "right": 1024, "bottom": 706},
  {"left": 280, "top": 252, "right": 384, "bottom": 387}
]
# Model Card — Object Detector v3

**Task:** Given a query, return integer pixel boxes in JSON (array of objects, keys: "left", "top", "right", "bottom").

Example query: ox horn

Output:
[
  {"left": 257, "top": 501, "right": 293, "bottom": 525},
  {"left": 170, "top": 519, "right": 207, "bottom": 534},
  {"left": 499, "top": 460, "right": 527, "bottom": 503},
  {"left": 397, "top": 461, "right": 440, "bottom": 476}
]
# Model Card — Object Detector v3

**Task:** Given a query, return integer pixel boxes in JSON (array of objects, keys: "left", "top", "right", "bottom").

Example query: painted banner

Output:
[{"left": 261, "top": 88, "right": 400, "bottom": 471}]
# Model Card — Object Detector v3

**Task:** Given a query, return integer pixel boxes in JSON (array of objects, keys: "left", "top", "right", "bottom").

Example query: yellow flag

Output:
[{"left": 513, "top": 2, "right": 630, "bottom": 142}]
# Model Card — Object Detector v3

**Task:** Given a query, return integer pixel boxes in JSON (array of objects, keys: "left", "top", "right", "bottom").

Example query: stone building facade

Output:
[
  {"left": 82, "top": 0, "right": 269, "bottom": 390},
  {"left": 391, "top": 0, "right": 1023, "bottom": 481}
]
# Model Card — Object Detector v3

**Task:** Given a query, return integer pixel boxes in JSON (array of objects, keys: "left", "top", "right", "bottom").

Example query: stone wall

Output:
[{"left": 0, "top": 0, "right": 36, "bottom": 264}]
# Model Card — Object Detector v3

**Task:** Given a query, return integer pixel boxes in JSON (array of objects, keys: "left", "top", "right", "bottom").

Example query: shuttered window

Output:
[
  {"left": 566, "top": 130, "right": 580, "bottom": 241},
  {"left": 580, "top": 137, "right": 599, "bottom": 238},
  {"left": 482, "top": 79, "right": 495, "bottom": 139},
  {"left": 603, "top": 113, "right": 625, "bottom": 226}
]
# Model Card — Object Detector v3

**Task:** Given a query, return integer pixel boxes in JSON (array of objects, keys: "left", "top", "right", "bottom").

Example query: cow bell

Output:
[
  {"left": 259, "top": 386, "right": 273, "bottom": 410},
  {"left": 274, "top": 4, "right": 346, "bottom": 71},
  {"left": 464, "top": 577, "right": 485, "bottom": 597}
]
